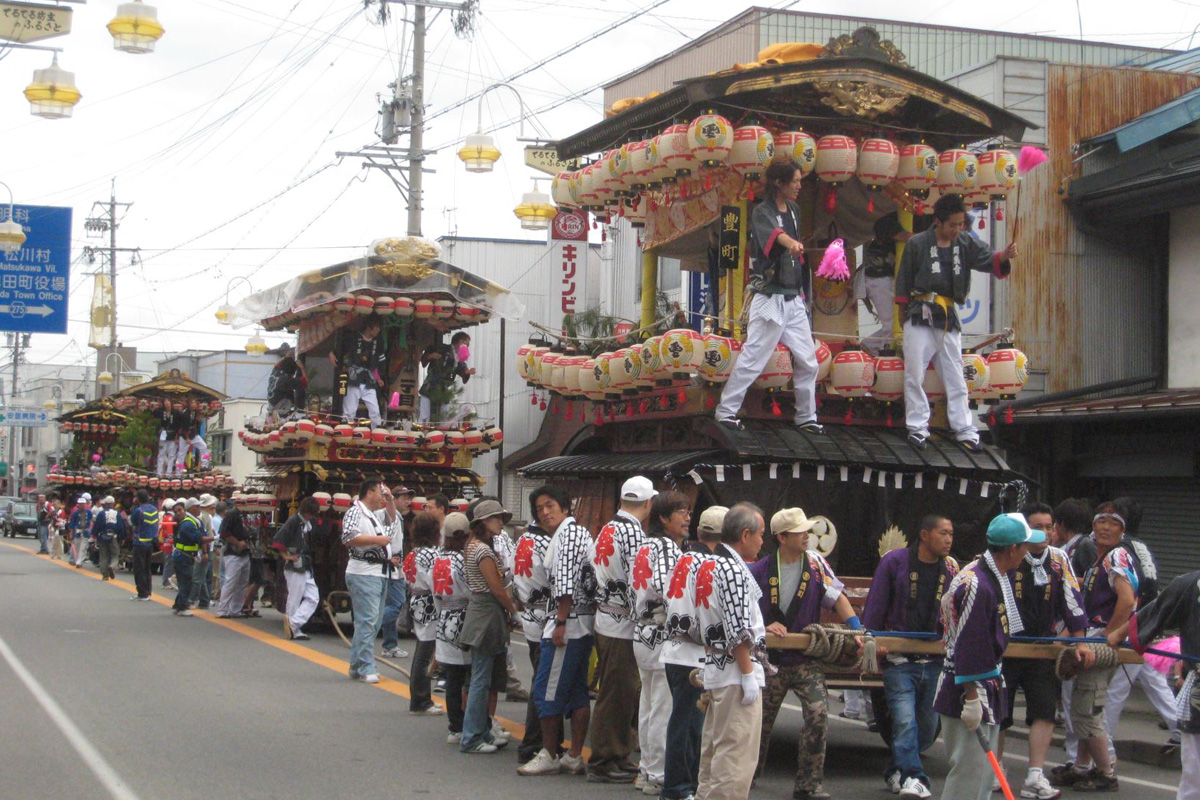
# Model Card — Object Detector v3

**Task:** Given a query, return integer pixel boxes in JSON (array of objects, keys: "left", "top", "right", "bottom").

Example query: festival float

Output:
[
  {"left": 225, "top": 236, "right": 519, "bottom": 615},
  {"left": 515, "top": 27, "right": 1041, "bottom": 581}
]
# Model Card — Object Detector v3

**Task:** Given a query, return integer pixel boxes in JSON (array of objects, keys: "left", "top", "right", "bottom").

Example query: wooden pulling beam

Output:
[{"left": 765, "top": 634, "right": 1143, "bottom": 665}]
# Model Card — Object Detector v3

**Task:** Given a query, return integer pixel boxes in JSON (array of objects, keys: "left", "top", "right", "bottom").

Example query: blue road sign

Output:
[{"left": 0, "top": 204, "right": 72, "bottom": 334}]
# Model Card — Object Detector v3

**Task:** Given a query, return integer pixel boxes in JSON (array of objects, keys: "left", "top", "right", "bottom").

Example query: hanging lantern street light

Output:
[
  {"left": 215, "top": 276, "right": 255, "bottom": 325},
  {"left": 0, "top": 182, "right": 25, "bottom": 254},
  {"left": 513, "top": 179, "right": 556, "bottom": 231},
  {"left": 458, "top": 82, "right": 540, "bottom": 174},
  {"left": 24, "top": 54, "right": 81, "bottom": 119},
  {"left": 245, "top": 329, "right": 269, "bottom": 357},
  {"left": 107, "top": 1, "right": 165, "bottom": 54}
]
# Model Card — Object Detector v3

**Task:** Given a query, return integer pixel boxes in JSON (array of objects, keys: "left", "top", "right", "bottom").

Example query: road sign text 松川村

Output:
[{"left": 0, "top": 204, "right": 72, "bottom": 334}]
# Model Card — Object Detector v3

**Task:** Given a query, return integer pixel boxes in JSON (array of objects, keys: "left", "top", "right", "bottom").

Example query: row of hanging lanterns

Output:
[
  {"left": 518, "top": 335, "right": 1029, "bottom": 407},
  {"left": 58, "top": 420, "right": 127, "bottom": 437},
  {"left": 259, "top": 292, "right": 490, "bottom": 332},
  {"left": 50, "top": 470, "right": 233, "bottom": 490},
  {"left": 109, "top": 396, "right": 222, "bottom": 416},
  {"left": 239, "top": 420, "right": 503, "bottom": 455},
  {"left": 20, "top": 1, "right": 165, "bottom": 120},
  {"left": 550, "top": 110, "right": 1020, "bottom": 222}
]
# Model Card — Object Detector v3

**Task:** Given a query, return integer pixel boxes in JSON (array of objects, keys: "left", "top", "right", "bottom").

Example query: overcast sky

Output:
[{"left": 0, "top": 0, "right": 1193, "bottom": 370}]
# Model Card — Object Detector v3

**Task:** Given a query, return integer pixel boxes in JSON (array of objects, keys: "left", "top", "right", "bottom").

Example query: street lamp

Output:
[
  {"left": 97, "top": 352, "right": 132, "bottom": 392},
  {"left": 215, "top": 276, "right": 255, "bottom": 325},
  {"left": 42, "top": 385, "right": 64, "bottom": 411},
  {"left": 245, "top": 329, "right": 268, "bottom": 357},
  {"left": 24, "top": 53, "right": 82, "bottom": 119},
  {"left": 513, "top": 178, "right": 556, "bottom": 231},
  {"left": 107, "top": 1, "right": 165, "bottom": 54},
  {"left": 0, "top": 182, "right": 25, "bottom": 254},
  {"left": 457, "top": 83, "right": 535, "bottom": 174}
]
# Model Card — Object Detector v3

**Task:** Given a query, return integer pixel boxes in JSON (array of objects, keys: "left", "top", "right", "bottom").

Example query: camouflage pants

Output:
[{"left": 757, "top": 661, "right": 828, "bottom": 794}]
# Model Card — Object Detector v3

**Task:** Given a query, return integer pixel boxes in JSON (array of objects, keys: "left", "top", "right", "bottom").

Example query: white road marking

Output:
[
  {"left": 775, "top": 703, "right": 1180, "bottom": 794},
  {"left": 0, "top": 634, "right": 143, "bottom": 800}
]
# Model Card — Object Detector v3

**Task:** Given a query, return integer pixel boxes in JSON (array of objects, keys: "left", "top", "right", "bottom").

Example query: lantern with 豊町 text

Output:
[
  {"left": 729, "top": 125, "right": 774, "bottom": 182},
  {"left": 773, "top": 131, "right": 817, "bottom": 175},
  {"left": 856, "top": 139, "right": 900, "bottom": 190},
  {"left": 645, "top": 134, "right": 674, "bottom": 188},
  {"left": 699, "top": 333, "right": 742, "bottom": 384},
  {"left": 976, "top": 149, "right": 1018, "bottom": 198},
  {"left": 829, "top": 347, "right": 875, "bottom": 398},
  {"left": 935, "top": 149, "right": 978, "bottom": 195},
  {"left": 576, "top": 163, "right": 601, "bottom": 209},
  {"left": 898, "top": 144, "right": 938, "bottom": 195},
  {"left": 871, "top": 354, "right": 905, "bottom": 401}
]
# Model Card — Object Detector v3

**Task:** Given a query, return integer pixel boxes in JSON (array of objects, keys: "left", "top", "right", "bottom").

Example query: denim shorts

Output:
[{"left": 533, "top": 635, "right": 593, "bottom": 718}]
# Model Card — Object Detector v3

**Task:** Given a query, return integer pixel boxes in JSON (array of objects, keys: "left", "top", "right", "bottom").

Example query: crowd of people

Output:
[{"left": 30, "top": 479, "right": 1198, "bottom": 800}]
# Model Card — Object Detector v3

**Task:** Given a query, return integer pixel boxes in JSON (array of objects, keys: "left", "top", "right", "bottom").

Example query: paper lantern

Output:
[
  {"left": 815, "top": 136, "right": 857, "bottom": 184},
  {"left": 421, "top": 430, "right": 446, "bottom": 451},
  {"left": 962, "top": 351, "right": 991, "bottom": 402},
  {"left": 829, "top": 347, "right": 876, "bottom": 398},
  {"left": 373, "top": 296, "right": 395, "bottom": 316},
  {"left": 593, "top": 352, "right": 615, "bottom": 397},
  {"left": 433, "top": 299, "right": 456, "bottom": 320},
  {"left": 393, "top": 296, "right": 414, "bottom": 317},
  {"left": 976, "top": 149, "right": 1018, "bottom": 198},
  {"left": 729, "top": 125, "right": 774, "bottom": 182},
  {"left": 688, "top": 112, "right": 733, "bottom": 168},
  {"left": 413, "top": 297, "right": 435, "bottom": 319},
  {"left": 699, "top": 334, "right": 742, "bottom": 384},
  {"left": 897, "top": 144, "right": 938, "bottom": 194},
  {"left": 640, "top": 336, "right": 667, "bottom": 385},
  {"left": 935, "top": 149, "right": 979, "bottom": 195},
  {"left": 561, "top": 354, "right": 587, "bottom": 397},
  {"left": 454, "top": 303, "right": 482, "bottom": 323},
  {"left": 645, "top": 135, "right": 675, "bottom": 188},
  {"left": 773, "top": 131, "right": 817, "bottom": 175},
  {"left": 576, "top": 163, "right": 602, "bottom": 208},
  {"left": 443, "top": 429, "right": 465, "bottom": 451},
  {"left": 623, "top": 140, "right": 650, "bottom": 192},
  {"left": 516, "top": 344, "right": 534, "bottom": 383},
  {"left": 371, "top": 428, "right": 390, "bottom": 448},
  {"left": 922, "top": 360, "right": 946, "bottom": 400},
  {"left": 754, "top": 345, "right": 793, "bottom": 391},
  {"left": 481, "top": 426, "right": 504, "bottom": 451},
  {"left": 578, "top": 357, "right": 603, "bottom": 400},
  {"left": 601, "top": 148, "right": 628, "bottom": 200},
  {"left": 658, "top": 123, "right": 695, "bottom": 181},
  {"left": 593, "top": 151, "right": 618, "bottom": 206},
  {"left": 658, "top": 329, "right": 703, "bottom": 379},
  {"left": 280, "top": 421, "right": 299, "bottom": 444},
  {"left": 552, "top": 172, "right": 577, "bottom": 208},
  {"left": 856, "top": 139, "right": 900, "bottom": 190},
  {"left": 815, "top": 339, "right": 833, "bottom": 383},
  {"left": 607, "top": 348, "right": 634, "bottom": 394},
  {"left": 527, "top": 345, "right": 550, "bottom": 387},
  {"left": 332, "top": 493, "right": 352, "bottom": 512},
  {"left": 462, "top": 428, "right": 484, "bottom": 452},
  {"left": 334, "top": 295, "right": 356, "bottom": 314},
  {"left": 353, "top": 293, "right": 375, "bottom": 315},
  {"left": 312, "top": 492, "right": 332, "bottom": 510},
  {"left": 985, "top": 345, "right": 1029, "bottom": 399},
  {"left": 871, "top": 354, "right": 905, "bottom": 401},
  {"left": 540, "top": 350, "right": 563, "bottom": 394}
]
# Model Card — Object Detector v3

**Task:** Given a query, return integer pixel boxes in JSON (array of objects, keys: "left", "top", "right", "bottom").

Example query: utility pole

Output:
[
  {"left": 108, "top": 179, "right": 117, "bottom": 349},
  {"left": 84, "top": 179, "right": 137, "bottom": 395},
  {"left": 407, "top": 1, "right": 425, "bottom": 237},
  {"left": 6, "top": 332, "right": 29, "bottom": 485}
]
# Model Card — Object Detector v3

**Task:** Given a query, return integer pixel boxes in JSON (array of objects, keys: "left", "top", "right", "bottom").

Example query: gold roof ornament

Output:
[
  {"left": 371, "top": 236, "right": 440, "bottom": 281},
  {"left": 819, "top": 26, "right": 909, "bottom": 66}
]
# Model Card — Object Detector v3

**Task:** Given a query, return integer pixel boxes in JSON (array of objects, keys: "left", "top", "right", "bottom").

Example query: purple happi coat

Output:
[
  {"left": 749, "top": 550, "right": 844, "bottom": 666},
  {"left": 933, "top": 559, "right": 1010, "bottom": 724}
]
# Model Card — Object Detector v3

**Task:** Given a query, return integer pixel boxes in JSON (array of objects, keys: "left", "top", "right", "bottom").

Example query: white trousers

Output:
[
  {"left": 902, "top": 320, "right": 976, "bottom": 440},
  {"left": 156, "top": 436, "right": 177, "bottom": 477},
  {"left": 637, "top": 665, "right": 672, "bottom": 782},
  {"left": 217, "top": 554, "right": 250, "bottom": 618},
  {"left": 1064, "top": 662, "right": 1179, "bottom": 763},
  {"left": 843, "top": 688, "right": 873, "bottom": 718},
  {"left": 175, "top": 434, "right": 209, "bottom": 471},
  {"left": 285, "top": 568, "right": 319, "bottom": 632},
  {"left": 418, "top": 395, "right": 432, "bottom": 423},
  {"left": 1182, "top": 733, "right": 1200, "bottom": 800},
  {"left": 940, "top": 717, "right": 998, "bottom": 800},
  {"left": 72, "top": 536, "right": 90, "bottom": 566},
  {"left": 343, "top": 384, "right": 381, "bottom": 427},
  {"left": 861, "top": 276, "right": 895, "bottom": 356},
  {"left": 716, "top": 294, "right": 819, "bottom": 425}
]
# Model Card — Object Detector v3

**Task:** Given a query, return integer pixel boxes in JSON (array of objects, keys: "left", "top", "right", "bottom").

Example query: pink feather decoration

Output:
[
  {"left": 1143, "top": 636, "right": 1181, "bottom": 675},
  {"left": 816, "top": 238, "right": 850, "bottom": 281},
  {"left": 1017, "top": 146, "right": 1048, "bottom": 174}
]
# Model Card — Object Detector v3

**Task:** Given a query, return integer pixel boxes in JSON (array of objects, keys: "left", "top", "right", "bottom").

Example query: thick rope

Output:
[
  {"left": 1055, "top": 642, "right": 1119, "bottom": 681},
  {"left": 801, "top": 624, "right": 874, "bottom": 671}
]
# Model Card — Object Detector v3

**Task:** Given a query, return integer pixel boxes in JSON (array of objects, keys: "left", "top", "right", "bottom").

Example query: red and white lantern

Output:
[
  {"left": 393, "top": 296, "right": 414, "bottom": 317},
  {"left": 552, "top": 172, "right": 577, "bottom": 208},
  {"left": 962, "top": 351, "right": 991, "bottom": 402},
  {"left": 898, "top": 144, "right": 938, "bottom": 194},
  {"left": 433, "top": 299, "right": 456, "bottom": 321},
  {"left": 687, "top": 112, "right": 733, "bottom": 168},
  {"left": 871, "top": 354, "right": 906, "bottom": 401},
  {"left": 578, "top": 357, "right": 604, "bottom": 401},
  {"left": 413, "top": 297, "right": 435, "bottom": 319},
  {"left": 373, "top": 296, "right": 395, "bottom": 316},
  {"left": 985, "top": 346, "right": 1029, "bottom": 399},
  {"left": 658, "top": 329, "right": 703, "bottom": 380},
  {"left": 754, "top": 345, "right": 793, "bottom": 391},
  {"left": 815, "top": 135, "right": 857, "bottom": 184},
  {"left": 658, "top": 123, "right": 695, "bottom": 182},
  {"left": 623, "top": 140, "right": 650, "bottom": 192},
  {"left": 856, "top": 139, "right": 900, "bottom": 189},
  {"left": 773, "top": 131, "right": 817, "bottom": 175},
  {"left": 829, "top": 347, "right": 876, "bottom": 398},
  {"left": 699, "top": 334, "right": 742, "bottom": 384},
  {"left": 576, "top": 163, "right": 602, "bottom": 208},
  {"left": 815, "top": 339, "right": 833, "bottom": 384},
  {"left": 729, "top": 125, "right": 774, "bottom": 182},
  {"left": 976, "top": 149, "right": 1018, "bottom": 198},
  {"left": 935, "top": 149, "right": 979, "bottom": 195}
]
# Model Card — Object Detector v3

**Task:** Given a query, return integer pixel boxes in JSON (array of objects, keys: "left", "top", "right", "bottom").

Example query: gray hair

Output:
[{"left": 720, "top": 502, "right": 763, "bottom": 545}]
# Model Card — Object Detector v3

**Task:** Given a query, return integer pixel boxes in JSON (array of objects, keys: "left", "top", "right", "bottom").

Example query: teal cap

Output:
[{"left": 986, "top": 512, "right": 1046, "bottom": 546}]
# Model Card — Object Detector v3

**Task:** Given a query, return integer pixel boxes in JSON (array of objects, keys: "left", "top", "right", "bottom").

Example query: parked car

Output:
[{"left": 3, "top": 501, "right": 39, "bottom": 538}]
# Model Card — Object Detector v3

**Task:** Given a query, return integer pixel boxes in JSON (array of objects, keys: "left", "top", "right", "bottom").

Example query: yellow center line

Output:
[{"left": 0, "top": 541, "right": 538, "bottom": 741}]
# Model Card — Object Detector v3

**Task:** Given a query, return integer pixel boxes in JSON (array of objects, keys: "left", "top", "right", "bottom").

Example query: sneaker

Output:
[
  {"left": 382, "top": 646, "right": 409, "bottom": 658},
  {"left": 129, "top": 595, "right": 142, "bottom": 601},
  {"left": 886, "top": 773, "right": 903, "bottom": 795},
  {"left": 899, "top": 777, "right": 931, "bottom": 799},
  {"left": 797, "top": 421, "right": 825, "bottom": 435},
  {"left": 643, "top": 779, "right": 663, "bottom": 796},
  {"left": 446, "top": 732, "right": 463, "bottom": 745},
  {"left": 433, "top": 679, "right": 446, "bottom": 694},
  {"left": 291, "top": 632, "right": 310, "bottom": 641},
  {"left": 517, "top": 748, "right": 561, "bottom": 776},
  {"left": 957, "top": 437, "right": 984, "bottom": 453},
  {"left": 1072, "top": 771, "right": 1118, "bottom": 793},
  {"left": 559, "top": 753, "right": 586, "bottom": 775},
  {"left": 505, "top": 687, "right": 530, "bottom": 702},
  {"left": 173, "top": 609, "right": 194, "bottom": 617},
  {"left": 838, "top": 710, "right": 865, "bottom": 721},
  {"left": 463, "top": 742, "right": 499, "bottom": 754},
  {"left": 635, "top": 772, "right": 646, "bottom": 791},
  {"left": 907, "top": 432, "right": 928, "bottom": 451},
  {"left": 588, "top": 767, "right": 637, "bottom": 784},
  {"left": 1019, "top": 774, "right": 1061, "bottom": 799},
  {"left": 1047, "top": 765, "right": 1082, "bottom": 788},
  {"left": 716, "top": 417, "right": 745, "bottom": 431},
  {"left": 490, "top": 721, "right": 511, "bottom": 741},
  {"left": 360, "top": 674, "right": 380, "bottom": 685},
  {"left": 409, "top": 706, "right": 445, "bottom": 716}
]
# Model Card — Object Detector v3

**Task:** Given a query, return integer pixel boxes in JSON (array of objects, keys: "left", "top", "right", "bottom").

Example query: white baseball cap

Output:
[
  {"left": 620, "top": 476, "right": 658, "bottom": 503},
  {"left": 79, "top": 492, "right": 92, "bottom": 501}
]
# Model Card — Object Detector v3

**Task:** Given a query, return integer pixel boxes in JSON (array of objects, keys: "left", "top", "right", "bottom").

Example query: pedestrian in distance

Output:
[
  {"left": 171, "top": 498, "right": 212, "bottom": 616},
  {"left": 341, "top": 477, "right": 403, "bottom": 684},
  {"left": 402, "top": 511, "right": 444, "bottom": 716},
  {"left": 216, "top": 498, "right": 251, "bottom": 619},
  {"left": 128, "top": 489, "right": 160, "bottom": 601},
  {"left": 68, "top": 492, "right": 94, "bottom": 568},
  {"left": 380, "top": 485, "right": 415, "bottom": 659},
  {"left": 91, "top": 495, "right": 128, "bottom": 581},
  {"left": 271, "top": 496, "right": 321, "bottom": 640}
]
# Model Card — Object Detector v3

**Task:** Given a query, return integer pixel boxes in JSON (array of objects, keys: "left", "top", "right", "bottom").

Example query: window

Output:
[{"left": 209, "top": 433, "right": 232, "bottom": 467}]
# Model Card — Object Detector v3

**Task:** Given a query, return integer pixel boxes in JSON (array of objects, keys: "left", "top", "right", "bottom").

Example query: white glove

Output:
[
  {"left": 740, "top": 672, "right": 760, "bottom": 706},
  {"left": 961, "top": 694, "right": 983, "bottom": 732}
]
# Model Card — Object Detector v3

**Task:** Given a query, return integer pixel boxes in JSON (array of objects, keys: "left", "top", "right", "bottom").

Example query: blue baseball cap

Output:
[{"left": 986, "top": 512, "right": 1046, "bottom": 546}]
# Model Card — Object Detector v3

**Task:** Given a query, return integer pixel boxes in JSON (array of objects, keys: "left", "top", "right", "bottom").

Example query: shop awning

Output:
[
  {"left": 519, "top": 449, "right": 725, "bottom": 478},
  {"left": 990, "top": 388, "right": 1200, "bottom": 425}
]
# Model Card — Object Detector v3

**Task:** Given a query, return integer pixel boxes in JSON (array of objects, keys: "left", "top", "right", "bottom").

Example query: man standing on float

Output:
[
  {"left": 715, "top": 161, "right": 822, "bottom": 434},
  {"left": 895, "top": 193, "right": 1016, "bottom": 453}
]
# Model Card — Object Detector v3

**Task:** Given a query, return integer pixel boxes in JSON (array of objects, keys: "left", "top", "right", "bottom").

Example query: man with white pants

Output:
[
  {"left": 895, "top": 193, "right": 1016, "bottom": 453},
  {"left": 272, "top": 497, "right": 321, "bottom": 640},
  {"left": 331, "top": 317, "right": 386, "bottom": 428},
  {"left": 715, "top": 161, "right": 821, "bottom": 434},
  {"left": 216, "top": 502, "right": 251, "bottom": 618}
]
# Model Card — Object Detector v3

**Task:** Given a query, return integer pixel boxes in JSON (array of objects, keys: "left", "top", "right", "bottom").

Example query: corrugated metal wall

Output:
[
  {"left": 1006, "top": 66, "right": 1200, "bottom": 392},
  {"left": 1115, "top": 478, "right": 1200, "bottom": 581}
]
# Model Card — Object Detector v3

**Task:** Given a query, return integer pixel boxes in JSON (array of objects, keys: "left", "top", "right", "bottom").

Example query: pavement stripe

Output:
[
  {"left": 0, "top": 633, "right": 143, "bottom": 800},
  {"left": 0, "top": 541, "right": 535, "bottom": 745}
]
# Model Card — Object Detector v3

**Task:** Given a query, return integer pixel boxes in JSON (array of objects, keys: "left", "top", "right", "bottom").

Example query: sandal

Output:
[{"left": 241, "top": 608, "right": 262, "bottom": 617}]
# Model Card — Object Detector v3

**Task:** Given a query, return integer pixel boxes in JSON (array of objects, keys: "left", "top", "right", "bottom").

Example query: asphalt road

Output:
[{"left": 0, "top": 541, "right": 1183, "bottom": 800}]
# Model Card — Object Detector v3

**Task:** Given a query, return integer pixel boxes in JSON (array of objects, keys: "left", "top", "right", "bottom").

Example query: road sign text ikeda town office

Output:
[{"left": 0, "top": 204, "right": 72, "bottom": 334}]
